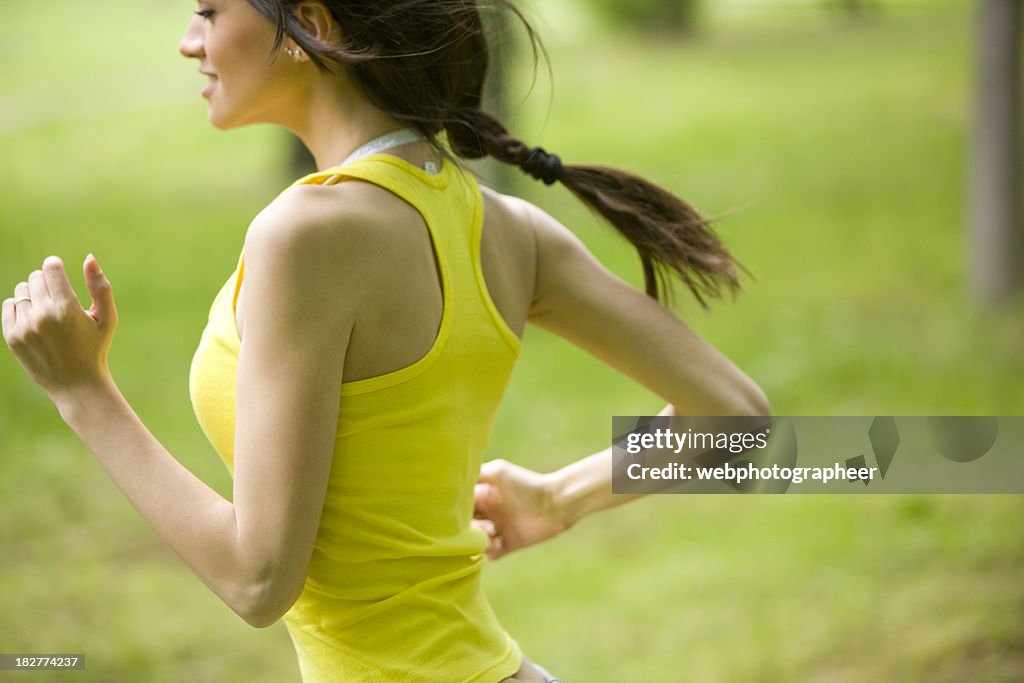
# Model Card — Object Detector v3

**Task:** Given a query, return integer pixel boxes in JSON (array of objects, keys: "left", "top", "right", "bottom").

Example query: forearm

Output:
[
  {"left": 549, "top": 398, "right": 777, "bottom": 527},
  {"left": 547, "top": 404, "right": 677, "bottom": 527},
  {"left": 547, "top": 446, "right": 642, "bottom": 529},
  {"left": 51, "top": 377, "right": 264, "bottom": 622}
]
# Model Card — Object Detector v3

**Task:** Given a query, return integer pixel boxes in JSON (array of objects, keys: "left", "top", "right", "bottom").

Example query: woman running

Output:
[{"left": 1, "top": 1, "right": 769, "bottom": 680}]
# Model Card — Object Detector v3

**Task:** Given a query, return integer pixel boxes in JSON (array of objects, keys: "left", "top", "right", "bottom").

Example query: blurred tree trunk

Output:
[
  {"left": 969, "top": 0, "right": 1023, "bottom": 307},
  {"left": 589, "top": 0, "right": 701, "bottom": 37},
  {"left": 838, "top": 0, "right": 865, "bottom": 16},
  {"left": 822, "top": 0, "right": 877, "bottom": 20},
  {"left": 634, "top": 0, "right": 700, "bottom": 35},
  {"left": 644, "top": 0, "right": 701, "bottom": 35}
]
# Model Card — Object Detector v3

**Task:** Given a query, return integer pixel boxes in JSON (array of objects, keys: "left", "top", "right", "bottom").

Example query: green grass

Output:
[{"left": 1, "top": 2, "right": 1022, "bottom": 682}]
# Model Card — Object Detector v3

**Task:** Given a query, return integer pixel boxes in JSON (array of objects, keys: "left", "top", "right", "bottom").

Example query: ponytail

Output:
[
  {"left": 447, "top": 107, "right": 746, "bottom": 308},
  {"left": 243, "top": 0, "right": 746, "bottom": 306}
]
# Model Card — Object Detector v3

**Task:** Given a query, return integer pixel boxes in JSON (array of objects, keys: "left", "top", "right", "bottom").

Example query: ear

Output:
[{"left": 293, "top": 1, "right": 342, "bottom": 47}]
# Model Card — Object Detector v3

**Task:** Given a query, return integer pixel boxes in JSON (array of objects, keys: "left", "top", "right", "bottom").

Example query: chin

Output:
[
  {"left": 208, "top": 117, "right": 235, "bottom": 131},
  {"left": 207, "top": 101, "right": 272, "bottom": 131},
  {"left": 207, "top": 107, "right": 243, "bottom": 131}
]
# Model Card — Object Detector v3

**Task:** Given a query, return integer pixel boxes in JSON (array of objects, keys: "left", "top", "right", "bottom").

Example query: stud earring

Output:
[{"left": 284, "top": 46, "right": 304, "bottom": 62}]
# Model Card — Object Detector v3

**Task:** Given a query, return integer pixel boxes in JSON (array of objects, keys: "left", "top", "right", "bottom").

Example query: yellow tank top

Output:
[{"left": 188, "top": 154, "right": 524, "bottom": 682}]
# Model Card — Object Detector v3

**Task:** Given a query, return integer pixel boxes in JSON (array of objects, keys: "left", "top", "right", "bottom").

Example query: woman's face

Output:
[{"left": 179, "top": 1, "right": 302, "bottom": 129}]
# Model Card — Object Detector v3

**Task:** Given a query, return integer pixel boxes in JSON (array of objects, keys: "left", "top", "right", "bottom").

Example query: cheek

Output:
[
  {"left": 206, "top": 24, "right": 258, "bottom": 74},
  {"left": 219, "top": 44, "right": 277, "bottom": 92}
]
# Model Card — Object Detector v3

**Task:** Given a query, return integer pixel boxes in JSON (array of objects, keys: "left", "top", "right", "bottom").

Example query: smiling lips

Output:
[{"left": 200, "top": 71, "right": 218, "bottom": 97}]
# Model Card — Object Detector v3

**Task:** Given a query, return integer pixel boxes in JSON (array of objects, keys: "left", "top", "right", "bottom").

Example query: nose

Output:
[{"left": 179, "top": 16, "right": 204, "bottom": 60}]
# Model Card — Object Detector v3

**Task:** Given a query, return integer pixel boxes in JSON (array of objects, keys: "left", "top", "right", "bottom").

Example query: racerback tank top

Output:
[{"left": 188, "top": 153, "right": 525, "bottom": 682}]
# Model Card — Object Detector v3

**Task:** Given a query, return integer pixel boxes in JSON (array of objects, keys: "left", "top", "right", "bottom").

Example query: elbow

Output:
[
  {"left": 723, "top": 380, "right": 771, "bottom": 418},
  {"left": 241, "top": 612, "right": 277, "bottom": 629},
  {"left": 239, "top": 606, "right": 280, "bottom": 630},
  {"left": 745, "top": 386, "right": 771, "bottom": 418},
  {"left": 230, "top": 545, "right": 310, "bottom": 628},
  {"left": 673, "top": 384, "right": 771, "bottom": 418},
  {"left": 235, "top": 579, "right": 299, "bottom": 629}
]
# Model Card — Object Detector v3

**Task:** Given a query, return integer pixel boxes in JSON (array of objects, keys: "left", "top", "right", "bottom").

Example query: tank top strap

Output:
[{"left": 290, "top": 154, "right": 521, "bottom": 354}]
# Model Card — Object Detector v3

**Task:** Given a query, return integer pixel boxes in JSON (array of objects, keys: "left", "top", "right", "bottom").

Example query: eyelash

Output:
[{"left": 194, "top": 9, "right": 215, "bottom": 19}]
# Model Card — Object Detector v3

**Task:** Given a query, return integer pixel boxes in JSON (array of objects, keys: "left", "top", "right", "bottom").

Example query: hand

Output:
[
  {"left": 2, "top": 254, "right": 118, "bottom": 397},
  {"left": 472, "top": 458, "right": 570, "bottom": 560}
]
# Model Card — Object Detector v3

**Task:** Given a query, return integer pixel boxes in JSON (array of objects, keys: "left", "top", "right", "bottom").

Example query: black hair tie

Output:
[{"left": 520, "top": 147, "right": 563, "bottom": 185}]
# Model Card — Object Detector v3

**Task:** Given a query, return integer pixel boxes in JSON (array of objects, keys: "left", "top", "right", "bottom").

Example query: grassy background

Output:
[{"left": 1, "top": 1, "right": 1022, "bottom": 681}]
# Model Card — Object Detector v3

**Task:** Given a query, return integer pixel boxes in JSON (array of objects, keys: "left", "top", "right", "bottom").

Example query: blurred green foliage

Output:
[
  {"left": 585, "top": 0, "right": 702, "bottom": 34},
  {"left": 1, "top": 1, "right": 1022, "bottom": 682}
]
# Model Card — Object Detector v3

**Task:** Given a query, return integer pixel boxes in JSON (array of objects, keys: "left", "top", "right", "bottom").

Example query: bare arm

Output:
[
  {"left": 474, "top": 201, "right": 768, "bottom": 557},
  {"left": 4, "top": 185, "right": 368, "bottom": 626},
  {"left": 527, "top": 204, "right": 768, "bottom": 417}
]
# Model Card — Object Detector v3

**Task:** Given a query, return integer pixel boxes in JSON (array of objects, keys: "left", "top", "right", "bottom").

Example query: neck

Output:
[{"left": 280, "top": 74, "right": 410, "bottom": 171}]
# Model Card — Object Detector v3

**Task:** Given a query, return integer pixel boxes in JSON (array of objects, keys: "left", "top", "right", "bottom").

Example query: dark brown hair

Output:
[{"left": 245, "top": 0, "right": 746, "bottom": 306}]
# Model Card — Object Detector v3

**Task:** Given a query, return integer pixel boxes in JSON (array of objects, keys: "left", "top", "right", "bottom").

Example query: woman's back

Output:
[
  {"left": 191, "top": 151, "right": 542, "bottom": 681},
  {"left": 235, "top": 147, "right": 538, "bottom": 384}
]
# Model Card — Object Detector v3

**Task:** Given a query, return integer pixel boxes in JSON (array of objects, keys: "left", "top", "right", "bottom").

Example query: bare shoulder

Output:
[
  {"left": 241, "top": 181, "right": 421, "bottom": 299},
  {"left": 476, "top": 185, "right": 544, "bottom": 306},
  {"left": 481, "top": 185, "right": 588, "bottom": 257},
  {"left": 478, "top": 185, "right": 563, "bottom": 240},
  {"left": 477, "top": 184, "right": 603, "bottom": 323},
  {"left": 493, "top": 191, "right": 607, "bottom": 304},
  {"left": 246, "top": 181, "right": 400, "bottom": 256},
  {"left": 479, "top": 184, "right": 534, "bottom": 224}
]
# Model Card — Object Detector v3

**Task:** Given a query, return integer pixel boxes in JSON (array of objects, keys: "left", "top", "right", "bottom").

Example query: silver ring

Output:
[{"left": 13, "top": 296, "right": 31, "bottom": 304}]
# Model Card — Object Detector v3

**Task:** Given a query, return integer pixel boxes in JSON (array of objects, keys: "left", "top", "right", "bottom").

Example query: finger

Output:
[
  {"left": 473, "top": 483, "right": 489, "bottom": 510},
  {"left": 471, "top": 518, "right": 496, "bottom": 537},
  {"left": 477, "top": 458, "right": 507, "bottom": 484},
  {"left": 488, "top": 535, "right": 505, "bottom": 560},
  {"left": 27, "top": 270, "right": 51, "bottom": 304},
  {"left": 473, "top": 482, "right": 500, "bottom": 517},
  {"left": 13, "top": 282, "right": 31, "bottom": 311},
  {"left": 42, "top": 256, "right": 77, "bottom": 307},
  {"left": 2, "top": 297, "right": 16, "bottom": 337},
  {"left": 83, "top": 253, "right": 116, "bottom": 329}
]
